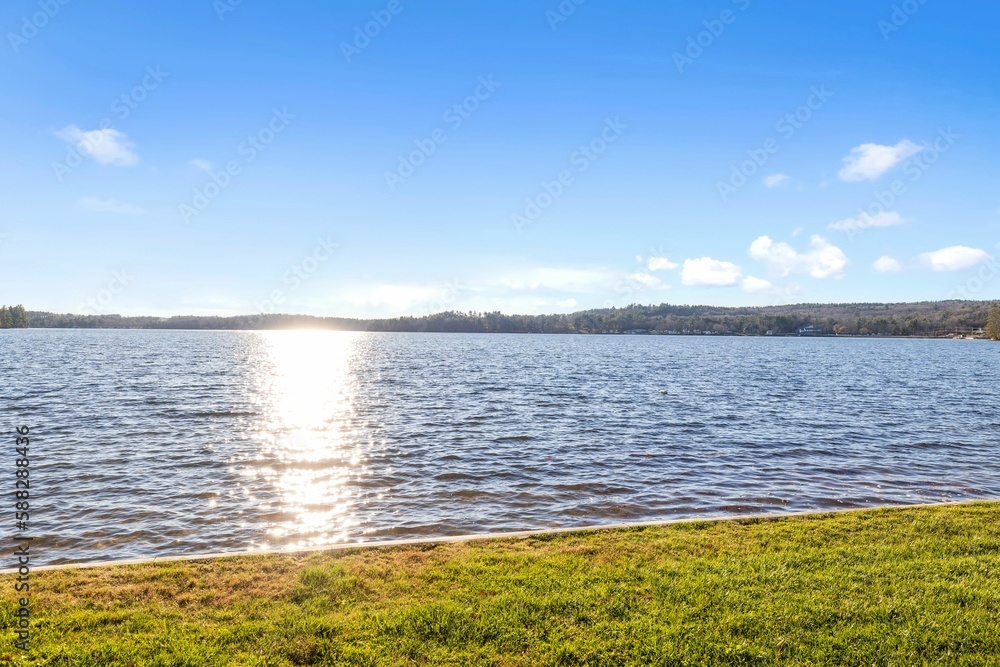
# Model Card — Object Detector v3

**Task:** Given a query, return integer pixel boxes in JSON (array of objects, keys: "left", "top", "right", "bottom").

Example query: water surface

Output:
[{"left": 3, "top": 330, "right": 999, "bottom": 565}]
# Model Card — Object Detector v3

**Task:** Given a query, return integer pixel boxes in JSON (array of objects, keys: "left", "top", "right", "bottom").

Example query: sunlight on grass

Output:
[{"left": 2, "top": 502, "right": 999, "bottom": 665}]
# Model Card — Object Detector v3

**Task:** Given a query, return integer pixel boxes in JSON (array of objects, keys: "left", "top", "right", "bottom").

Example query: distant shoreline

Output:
[
  {"left": 7, "top": 328, "right": 993, "bottom": 340},
  {"left": 12, "top": 299, "right": 999, "bottom": 339}
]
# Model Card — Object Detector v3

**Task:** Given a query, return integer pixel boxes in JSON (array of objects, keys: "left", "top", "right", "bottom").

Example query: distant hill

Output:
[{"left": 24, "top": 300, "right": 997, "bottom": 337}]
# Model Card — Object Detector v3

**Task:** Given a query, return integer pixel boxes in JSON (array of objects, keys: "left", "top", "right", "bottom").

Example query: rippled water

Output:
[{"left": 3, "top": 329, "right": 1000, "bottom": 565}]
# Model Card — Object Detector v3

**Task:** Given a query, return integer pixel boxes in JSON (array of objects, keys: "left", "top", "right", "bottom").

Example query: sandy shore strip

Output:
[{"left": 7, "top": 498, "right": 985, "bottom": 574}]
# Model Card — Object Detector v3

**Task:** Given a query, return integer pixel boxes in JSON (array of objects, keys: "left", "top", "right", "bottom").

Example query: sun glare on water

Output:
[{"left": 248, "top": 330, "right": 368, "bottom": 550}]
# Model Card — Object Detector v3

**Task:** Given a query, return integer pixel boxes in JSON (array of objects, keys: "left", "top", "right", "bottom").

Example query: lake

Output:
[{"left": 3, "top": 329, "right": 999, "bottom": 565}]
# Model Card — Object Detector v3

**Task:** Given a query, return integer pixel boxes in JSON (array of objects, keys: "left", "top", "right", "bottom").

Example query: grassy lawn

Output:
[{"left": 2, "top": 502, "right": 999, "bottom": 666}]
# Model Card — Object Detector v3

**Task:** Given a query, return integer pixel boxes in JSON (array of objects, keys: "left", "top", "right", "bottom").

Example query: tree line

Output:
[
  {"left": 22, "top": 300, "right": 1000, "bottom": 337},
  {"left": 0, "top": 305, "right": 29, "bottom": 328}
]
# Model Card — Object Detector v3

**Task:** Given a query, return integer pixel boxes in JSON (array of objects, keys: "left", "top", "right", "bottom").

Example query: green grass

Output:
[{"left": 3, "top": 502, "right": 1000, "bottom": 666}]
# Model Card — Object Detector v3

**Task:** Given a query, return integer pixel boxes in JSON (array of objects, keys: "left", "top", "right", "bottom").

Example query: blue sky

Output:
[{"left": 2, "top": 0, "right": 998, "bottom": 317}]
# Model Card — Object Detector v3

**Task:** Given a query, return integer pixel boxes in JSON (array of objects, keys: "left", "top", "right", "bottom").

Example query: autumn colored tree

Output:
[{"left": 988, "top": 305, "right": 1000, "bottom": 341}]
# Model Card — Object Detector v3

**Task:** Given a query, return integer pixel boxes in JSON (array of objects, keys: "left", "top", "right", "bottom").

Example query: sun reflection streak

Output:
[{"left": 247, "top": 331, "right": 366, "bottom": 549}]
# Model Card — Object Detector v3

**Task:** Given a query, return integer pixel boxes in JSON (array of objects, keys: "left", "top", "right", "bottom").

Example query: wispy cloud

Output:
[
  {"left": 343, "top": 284, "right": 442, "bottom": 311},
  {"left": 838, "top": 140, "right": 921, "bottom": 181},
  {"left": 647, "top": 257, "right": 679, "bottom": 271},
  {"left": 742, "top": 276, "right": 773, "bottom": 292},
  {"left": 78, "top": 197, "right": 145, "bottom": 215},
  {"left": 829, "top": 210, "right": 904, "bottom": 231},
  {"left": 919, "top": 246, "right": 992, "bottom": 272},
  {"left": 873, "top": 256, "right": 902, "bottom": 273},
  {"left": 499, "top": 267, "right": 613, "bottom": 292},
  {"left": 763, "top": 173, "right": 789, "bottom": 188},
  {"left": 749, "top": 235, "right": 848, "bottom": 279},
  {"left": 55, "top": 125, "right": 139, "bottom": 166},
  {"left": 189, "top": 159, "right": 214, "bottom": 172},
  {"left": 628, "top": 272, "right": 662, "bottom": 288}
]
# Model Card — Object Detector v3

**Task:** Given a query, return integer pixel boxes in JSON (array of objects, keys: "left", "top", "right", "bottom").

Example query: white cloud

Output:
[
  {"left": 829, "top": 210, "right": 904, "bottom": 232},
  {"left": 873, "top": 256, "right": 902, "bottom": 273},
  {"left": 78, "top": 197, "right": 145, "bottom": 215},
  {"left": 749, "top": 234, "right": 848, "bottom": 279},
  {"left": 55, "top": 125, "right": 138, "bottom": 166},
  {"left": 558, "top": 298, "right": 577, "bottom": 309},
  {"left": 189, "top": 159, "right": 213, "bottom": 172},
  {"left": 681, "top": 257, "right": 742, "bottom": 287},
  {"left": 838, "top": 140, "right": 922, "bottom": 181},
  {"left": 647, "top": 257, "right": 678, "bottom": 271},
  {"left": 628, "top": 272, "right": 661, "bottom": 287},
  {"left": 919, "top": 246, "right": 992, "bottom": 272},
  {"left": 763, "top": 173, "right": 790, "bottom": 188},
  {"left": 742, "top": 276, "right": 773, "bottom": 292}
]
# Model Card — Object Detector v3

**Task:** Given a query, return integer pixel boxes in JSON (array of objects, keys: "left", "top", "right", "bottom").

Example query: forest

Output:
[
  {"left": 0, "top": 304, "right": 29, "bottom": 328},
  {"left": 20, "top": 300, "right": 1000, "bottom": 338}
]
